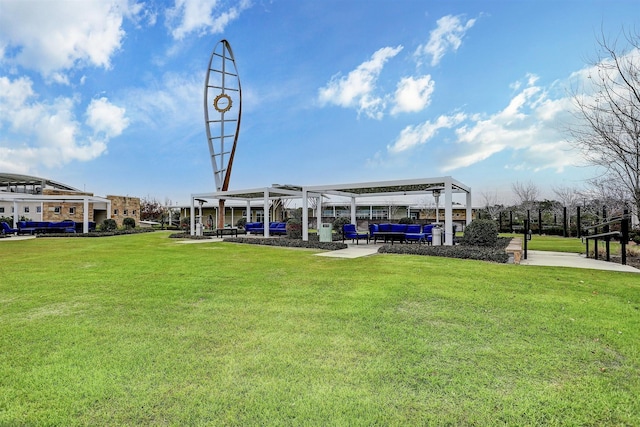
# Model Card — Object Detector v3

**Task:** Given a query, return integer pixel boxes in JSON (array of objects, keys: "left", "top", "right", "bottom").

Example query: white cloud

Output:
[
  {"left": 0, "top": 0, "right": 143, "bottom": 80},
  {"left": 391, "top": 75, "right": 435, "bottom": 115},
  {"left": 384, "top": 73, "right": 586, "bottom": 174},
  {"left": 0, "top": 76, "right": 128, "bottom": 173},
  {"left": 86, "top": 98, "right": 129, "bottom": 137},
  {"left": 387, "top": 113, "right": 466, "bottom": 153},
  {"left": 415, "top": 14, "right": 477, "bottom": 67},
  {"left": 318, "top": 45, "right": 403, "bottom": 119},
  {"left": 166, "top": 0, "right": 251, "bottom": 40},
  {"left": 123, "top": 72, "right": 202, "bottom": 129},
  {"left": 441, "top": 76, "right": 576, "bottom": 172}
]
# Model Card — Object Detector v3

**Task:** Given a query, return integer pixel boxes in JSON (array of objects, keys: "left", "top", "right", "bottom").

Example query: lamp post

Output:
[
  {"left": 433, "top": 189, "right": 441, "bottom": 224},
  {"left": 195, "top": 198, "right": 206, "bottom": 235}
]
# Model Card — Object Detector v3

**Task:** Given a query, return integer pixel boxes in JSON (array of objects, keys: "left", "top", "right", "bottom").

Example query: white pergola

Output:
[
  {"left": 190, "top": 185, "right": 303, "bottom": 237},
  {"left": 190, "top": 176, "right": 472, "bottom": 246},
  {"left": 0, "top": 192, "right": 111, "bottom": 234}
]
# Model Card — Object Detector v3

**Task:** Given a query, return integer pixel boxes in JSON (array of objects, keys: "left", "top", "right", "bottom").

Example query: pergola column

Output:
[
  {"left": 12, "top": 201, "right": 18, "bottom": 227},
  {"left": 350, "top": 197, "right": 356, "bottom": 224},
  {"left": 263, "top": 190, "right": 270, "bottom": 237},
  {"left": 83, "top": 198, "right": 89, "bottom": 234},
  {"left": 246, "top": 201, "right": 251, "bottom": 222},
  {"left": 444, "top": 178, "right": 453, "bottom": 246},
  {"left": 302, "top": 189, "right": 309, "bottom": 241},
  {"left": 315, "top": 194, "right": 322, "bottom": 231},
  {"left": 466, "top": 191, "right": 472, "bottom": 229},
  {"left": 189, "top": 198, "right": 195, "bottom": 235}
]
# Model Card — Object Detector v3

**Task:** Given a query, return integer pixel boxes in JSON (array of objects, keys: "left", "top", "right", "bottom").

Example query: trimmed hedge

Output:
[
  {"left": 378, "top": 237, "right": 511, "bottom": 263},
  {"left": 224, "top": 236, "right": 347, "bottom": 251}
]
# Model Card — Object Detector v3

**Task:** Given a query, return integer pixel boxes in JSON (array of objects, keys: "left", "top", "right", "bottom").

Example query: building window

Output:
[
  {"left": 69, "top": 207, "right": 76, "bottom": 215},
  {"left": 36, "top": 206, "right": 41, "bottom": 213},
  {"left": 0, "top": 207, "right": 4, "bottom": 213},
  {"left": 54, "top": 206, "right": 61, "bottom": 214},
  {"left": 124, "top": 209, "right": 128, "bottom": 215},
  {"left": 132, "top": 210, "right": 136, "bottom": 215},
  {"left": 24, "top": 207, "right": 30, "bottom": 213},
  {"left": 114, "top": 209, "right": 119, "bottom": 215}
]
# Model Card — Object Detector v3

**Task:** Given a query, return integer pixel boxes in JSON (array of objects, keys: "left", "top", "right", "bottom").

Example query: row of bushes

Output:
[
  {"left": 223, "top": 236, "right": 347, "bottom": 251},
  {"left": 379, "top": 238, "right": 511, "bottom": 263}
]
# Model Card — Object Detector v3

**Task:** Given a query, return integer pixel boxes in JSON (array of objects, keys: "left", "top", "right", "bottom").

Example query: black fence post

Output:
[
  {"left": 562, "top": 207, "right": 567, "bottom": 237},
  {"left": 621, "top": 209, "right": 629, "bottom": 265},
  {"left": 523, "top": 219, "right": 529, "bottom": 260},
  {"left": 576, "top": 206, "right": 581, "bottom": 238},
  {"left": 603, "top": 206, "right": 610, "bottom": 261},
  {"left": 538, "top": 209, "right": 542, "bottom": 236}
]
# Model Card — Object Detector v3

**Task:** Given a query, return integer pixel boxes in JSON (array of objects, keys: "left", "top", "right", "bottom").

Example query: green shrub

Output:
[
  {"left": 101, "top": 219, "right": 117, "bottom": 232},
  {"left": 398, "top": 217, "right": 414, "bottom": 224},
  {"left": 224, "top": 236, "right": 347, "bottom": 250},
  {"left": 332, "top": 217, "right": 351, "bottom": 237},
  {"left": 123, "top": 218, "right": 136, "bottom": 229},
  {"left": 462, "top": 219, "right": 498, "bottom": 247},
  {"left": 286, "top": 218, "right": 302, "bottom": 239},
  {"left": 236, "top": 217, "right": 247, "bottom": 228}
]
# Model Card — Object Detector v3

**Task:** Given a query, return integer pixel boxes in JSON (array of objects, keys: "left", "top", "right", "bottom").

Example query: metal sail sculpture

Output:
[{"left": 204, "top": 39, "right": 242, "bottom": 229}]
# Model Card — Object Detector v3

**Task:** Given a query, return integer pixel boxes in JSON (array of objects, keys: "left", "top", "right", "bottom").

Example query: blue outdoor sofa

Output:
[
  {"left": 17, "top": 220, "right": 77, "bottom": 235},
  {"left": 244, "top": 222, "right": 288, "bottom": 235},
  {"left": 368, "top": 223, "right": 436, "bottom": 244}
]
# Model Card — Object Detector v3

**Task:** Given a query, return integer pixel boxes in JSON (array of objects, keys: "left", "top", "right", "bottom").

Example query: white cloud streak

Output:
[
  {"left": 318, "top": 46, "right": 403, "bottom": 119},
  {"left": 386, "top": 73, "right": 583, "bottom": 174},
  {"left": 387, "top": 113, "right": 466, "bottom": 153},
  {"left": 415, "top": 14, "right": 477, "bottom": 66},
  {"left": 166, "top": 0, "right": 251, "bottom": 40}
]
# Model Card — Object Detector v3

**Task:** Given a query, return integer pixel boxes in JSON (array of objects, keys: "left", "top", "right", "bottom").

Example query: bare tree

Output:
[
  {"left": 511, "top": 181, "right": 540, "bottom": 212},
  {"left": 581, "top": 177, "right": 630, "bottom": 218},
  {"left": 480, "top": 190, "right": 504, "bottom": 220},
  {"left": 552, "top": 186, "right": 581, "bottom": 209},
  {"left": 569, "top": 29, "right": 640, "bottom": 222}
]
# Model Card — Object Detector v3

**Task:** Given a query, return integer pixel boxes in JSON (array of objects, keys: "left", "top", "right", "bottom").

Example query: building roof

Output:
[{"left": 0, "top": 173, "right": 80, "bottom": 193}]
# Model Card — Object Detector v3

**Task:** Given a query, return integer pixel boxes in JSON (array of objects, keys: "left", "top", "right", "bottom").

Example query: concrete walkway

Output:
[
  {"left": 316, "top": 242, "right": 380, "bottom": 259},
  {"left": 521, "top": 250, "right": 639, "bottom": 273},
  {"left": 0, "top": 235, "right": 36, "bottom": 241}
]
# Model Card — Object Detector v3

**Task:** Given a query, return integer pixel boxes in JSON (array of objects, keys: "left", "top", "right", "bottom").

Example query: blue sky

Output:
[{"left": 1, "top": 0, "right": 639, "bottom": 205}]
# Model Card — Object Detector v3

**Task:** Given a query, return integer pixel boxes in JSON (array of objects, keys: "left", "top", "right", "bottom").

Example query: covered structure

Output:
[
  {"left": 190, "top": 176, "right": 472, "bottom": 245},
  {"left": 190, "top": 185, "right": 303, "bottom": 237},
  {"left": 0, "top": 173, "right": 111, "bottom": 234},
  {"left": 0, "top": 192, "right": 111, "bottom": 234}
]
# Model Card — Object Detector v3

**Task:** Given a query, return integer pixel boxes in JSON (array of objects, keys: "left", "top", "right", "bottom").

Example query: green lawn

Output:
[{"left": 1, "top": 232, "right": 639, "bottom": 425}]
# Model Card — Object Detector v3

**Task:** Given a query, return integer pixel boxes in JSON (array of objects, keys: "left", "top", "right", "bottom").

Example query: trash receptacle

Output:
[
  {"left": 432, "top": 226, "right": 442, "bottom": 246},
  {"left": 319, "top": 223, "right": 333, "bottom": 242}
]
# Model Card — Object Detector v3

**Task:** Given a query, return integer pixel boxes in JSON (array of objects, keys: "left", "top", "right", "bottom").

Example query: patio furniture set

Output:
[
  {"left": 343, "top": 223, "right": 441, "bottom": 245},
  {"left": 1, "top": 220, "right": 97, "bottom": 235}
]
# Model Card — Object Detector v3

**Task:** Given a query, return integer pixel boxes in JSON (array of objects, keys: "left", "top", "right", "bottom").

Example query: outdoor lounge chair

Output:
[
  {"left": 1, "top": 221, "right": 18, "bottom": 235},
  {"left": 342, "top": 224, "right": 369, "bottom": 244}
]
